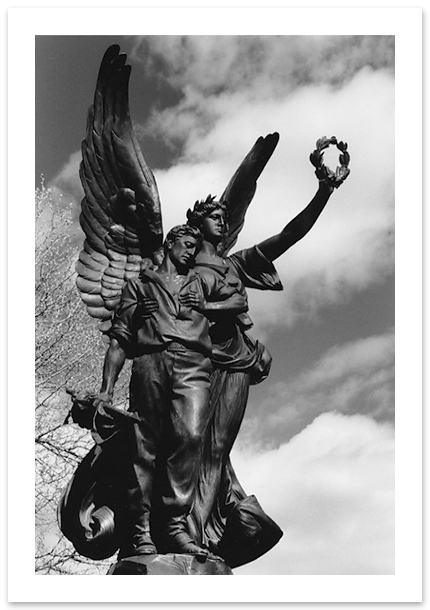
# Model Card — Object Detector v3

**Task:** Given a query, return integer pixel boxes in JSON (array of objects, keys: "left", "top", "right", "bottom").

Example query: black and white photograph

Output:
[{"left": 7, "top": 5, "right": 422, "bottom": 604}]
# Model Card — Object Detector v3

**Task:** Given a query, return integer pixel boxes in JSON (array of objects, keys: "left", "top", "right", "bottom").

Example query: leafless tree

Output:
[{"left": 35, "top": 186, "right": 128, "bottom": 575}]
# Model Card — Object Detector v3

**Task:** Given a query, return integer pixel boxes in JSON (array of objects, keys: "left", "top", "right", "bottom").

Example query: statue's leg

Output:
[
  {"left": 198, "top": 370, "right": 250, "bottom": 513},
  {"left": 185, "top": 369, "right": 251, "bottom": 555},
  {"left": 210, "top": 369, "right": 250, "bottom": 461},
  {"left": 119, "top": 353, "right": 170, "bottom": 557},
  {"left": 161, "top": 346, "right": 214, "bottom": 556}
]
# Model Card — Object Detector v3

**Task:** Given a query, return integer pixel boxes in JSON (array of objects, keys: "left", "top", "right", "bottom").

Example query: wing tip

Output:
[
  {"left": 103, "top": 44, "right": 121, "bottom": 62},
  {"left": 255, "top": 132, "right": 280, "bottom": 152},
  {"left": 265, "top": 132, "right": 280, "bottom": 146}
]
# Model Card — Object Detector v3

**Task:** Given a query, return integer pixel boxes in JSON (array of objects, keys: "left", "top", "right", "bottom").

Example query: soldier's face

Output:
[{"left": 168, "top": 235, "right": 199, "bottom": 270}]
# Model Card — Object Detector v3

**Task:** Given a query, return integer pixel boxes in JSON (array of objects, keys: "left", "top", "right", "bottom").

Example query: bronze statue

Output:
[
  {"left": 94, "top": 223, "right": 248, "bottom": 560},
  {"left": 58, "top": 44, "right": 350, "bottom": 574}
]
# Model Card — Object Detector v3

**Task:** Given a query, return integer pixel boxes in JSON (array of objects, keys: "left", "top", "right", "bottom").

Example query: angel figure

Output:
[{"left": 59, "top": 45, "right": 350, "bottom": 570}]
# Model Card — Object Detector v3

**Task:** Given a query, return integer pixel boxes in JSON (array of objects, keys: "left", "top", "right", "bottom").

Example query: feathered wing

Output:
[
  {"left": 219, "top": 132, "right": 280, "bottom": 256},
  {"left": 76, "top": 45, "right": 164, "bottom": 329}
]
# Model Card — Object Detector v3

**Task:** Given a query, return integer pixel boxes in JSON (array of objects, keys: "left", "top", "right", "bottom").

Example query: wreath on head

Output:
[{"left": 310, "top": 136, "right": 350, "bottom": 188}]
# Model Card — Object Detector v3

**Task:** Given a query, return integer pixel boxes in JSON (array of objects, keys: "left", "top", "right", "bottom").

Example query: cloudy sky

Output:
[{"left": 35, "top": 33, "right": 395, "bottom": 576}]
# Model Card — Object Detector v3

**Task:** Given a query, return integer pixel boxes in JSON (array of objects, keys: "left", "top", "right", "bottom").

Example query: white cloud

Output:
[
  {"left": 152, "top": 66, "right": 394, "bottom": 333},
  {"left": 231, "top": 412, "right": 394, "bottom": 575},
  {"left": 241, "top": 330, "right": 394, "bottom": 447},
  {"left": 130, "top": 35, "right": 394, "bottom": 97}
]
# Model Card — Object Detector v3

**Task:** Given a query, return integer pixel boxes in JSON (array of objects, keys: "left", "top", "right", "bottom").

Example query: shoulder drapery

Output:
[{"left": 227, "top": 245, "right": 283, "bottom": 292}]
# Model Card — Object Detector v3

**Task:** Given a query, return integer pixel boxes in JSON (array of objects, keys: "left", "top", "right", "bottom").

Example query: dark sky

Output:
[
  {"left": 36, "top": 35, "right": 182, "bottom": 186},
  {"left": 36, "top": 36, "right": 131, "bottom": 184}
]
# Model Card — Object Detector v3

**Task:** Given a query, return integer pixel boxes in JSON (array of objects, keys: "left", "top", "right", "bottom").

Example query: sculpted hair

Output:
[
  {"left": 186, "top": 194, "right": 229, "bottom": 231},
  {"left": 163, "top": 224, "right": 203, "bottom": 253}
]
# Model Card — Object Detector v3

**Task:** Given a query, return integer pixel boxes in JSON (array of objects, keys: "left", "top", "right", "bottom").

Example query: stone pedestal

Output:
[{"left": 107, "top": 553, "right": 233, "bottom": 575}]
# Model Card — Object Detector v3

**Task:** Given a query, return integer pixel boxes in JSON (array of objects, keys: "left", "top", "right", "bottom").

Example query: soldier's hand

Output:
[
  {"left": 179, "top": 291, "right": 206, "bottom": 313},
  {"left": 93, "top": 392, "right": 113, "bottom": 409},
  {"left": 137, "top": 297, "right": 159, "bottom": 318}
]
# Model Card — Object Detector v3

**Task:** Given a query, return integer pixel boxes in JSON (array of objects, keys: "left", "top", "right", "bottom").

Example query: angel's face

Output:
[
  {"left": 200, "top": 209, "right": 227, "bottom": 243},
  {"left": 168, "top": 235, "right": 199, "bottom": 271}
]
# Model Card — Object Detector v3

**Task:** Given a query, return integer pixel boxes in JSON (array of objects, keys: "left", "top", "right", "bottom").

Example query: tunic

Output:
[{"left": 186, "top": 246, "right": 284, "bottom": 567}]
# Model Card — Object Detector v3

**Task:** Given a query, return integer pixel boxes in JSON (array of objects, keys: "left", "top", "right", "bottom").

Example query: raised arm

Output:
[
  {"left": 257, "top": 182, "right": 334, "bottom": 262},
  {"left": 257, "top": 136, "right": 350, "bottom": 263}
]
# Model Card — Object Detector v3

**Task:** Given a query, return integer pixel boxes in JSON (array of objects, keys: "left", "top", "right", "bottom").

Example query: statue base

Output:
[{"left": 107, "top": 553, "right": 233, "bottom": 575}]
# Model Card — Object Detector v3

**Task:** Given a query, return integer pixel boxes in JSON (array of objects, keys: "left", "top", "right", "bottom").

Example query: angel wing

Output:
[
  {"left": 219, "top": 132, "right": 280, "bottom": 256},
  {"left": 76, "top": 45, "right": 164, "bottom": 329}
]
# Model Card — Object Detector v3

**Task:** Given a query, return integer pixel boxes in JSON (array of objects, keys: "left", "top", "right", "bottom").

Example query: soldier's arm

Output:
[
  {"left": 94, "top": 279, "right": 139, "bottom": 407},
  {"left": 94, "top": 338, "right": 126, "bottom": 407}
]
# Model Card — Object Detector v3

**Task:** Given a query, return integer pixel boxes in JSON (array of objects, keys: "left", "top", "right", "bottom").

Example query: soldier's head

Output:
[
  {"left": 186, "top": 195, "right": 228, "bottom": 247},
  {"left": 163, "top": 224, "right": 203, "bottom": 271}
]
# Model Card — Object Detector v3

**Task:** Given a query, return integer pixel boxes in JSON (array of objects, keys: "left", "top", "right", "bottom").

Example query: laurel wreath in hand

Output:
[{"left": 309, "top": 136, "right": 350, "bottom": 189}]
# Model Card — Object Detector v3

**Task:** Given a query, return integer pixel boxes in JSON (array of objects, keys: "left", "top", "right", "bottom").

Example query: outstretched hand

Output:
[{"left": 310, "top": 136, "right": 350, "bottom": 189}]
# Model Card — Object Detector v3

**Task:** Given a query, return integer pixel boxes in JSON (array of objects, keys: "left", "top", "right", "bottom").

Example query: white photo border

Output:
[{"left": 8, "top": 5, "right": 422, "bottom": 604}]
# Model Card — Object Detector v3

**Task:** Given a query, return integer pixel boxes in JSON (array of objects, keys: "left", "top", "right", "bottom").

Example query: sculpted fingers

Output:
[
  {"left": 179, "top": 291, "right": 205, "bottom": 311},
  {"left": 138, "top": 297, "right": 159, "bottom": 317},
  {"left": 93, "top": 392, "right": 113, "bottom": 409}
]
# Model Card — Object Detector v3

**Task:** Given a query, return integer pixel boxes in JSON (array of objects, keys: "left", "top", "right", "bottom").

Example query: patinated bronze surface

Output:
[{"left": 58, "top": 44, "right": 350, "bottom": 573}]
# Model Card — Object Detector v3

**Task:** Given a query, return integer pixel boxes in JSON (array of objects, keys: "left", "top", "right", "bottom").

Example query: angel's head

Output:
[
  {"left": 186, "top": 195, "right": 229, "bottom": 248},
  {"left": 163, "top": 224, "right": 203, "bottom": 271}
]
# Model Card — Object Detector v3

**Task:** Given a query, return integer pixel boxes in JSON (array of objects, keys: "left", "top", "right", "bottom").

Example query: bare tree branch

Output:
[{"left": 35, "top": 186, "right": 129, "bottom": 575}]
